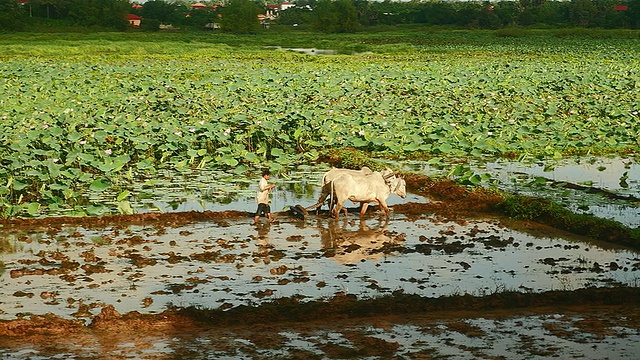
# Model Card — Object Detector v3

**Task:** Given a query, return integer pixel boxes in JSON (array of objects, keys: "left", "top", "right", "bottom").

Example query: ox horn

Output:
[{"left": 383, "top": 172, "right": 398, "bottom": 179}]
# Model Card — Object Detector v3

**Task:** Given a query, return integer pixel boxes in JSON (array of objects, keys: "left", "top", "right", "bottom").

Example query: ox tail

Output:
[{"left": 329, "top": 180, "right": 335, "bottom": 216}]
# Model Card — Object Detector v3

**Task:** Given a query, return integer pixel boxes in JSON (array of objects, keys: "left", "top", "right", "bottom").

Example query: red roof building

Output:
[{"left": 126, "top": 14, "right": 142, "bottom": 27}]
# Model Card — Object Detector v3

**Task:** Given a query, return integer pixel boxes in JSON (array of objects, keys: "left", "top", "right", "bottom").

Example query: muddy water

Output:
[
  {"left": 3, "top": 307, "right": 640, "bottom": 359},
  {"left": 1, "top": 212, "right": 638, "bottom": 323},
  {"left": 84, "top": 157, "right": 639, "bottom": 228}
]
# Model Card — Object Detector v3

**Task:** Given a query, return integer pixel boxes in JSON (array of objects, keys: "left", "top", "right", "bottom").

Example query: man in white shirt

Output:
[{"left": 254, "top": 170, "right": 275, "bottom": 223}]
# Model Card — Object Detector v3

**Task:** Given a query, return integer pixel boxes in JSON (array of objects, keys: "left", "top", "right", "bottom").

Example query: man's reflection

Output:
[{"left": 254, "top": 221, "right": 272, "bottom": 264}]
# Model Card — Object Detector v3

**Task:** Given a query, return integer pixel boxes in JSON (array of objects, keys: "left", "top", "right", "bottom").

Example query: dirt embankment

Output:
[{"left": 2, "top": 287, "right": 639, "bottom": 337}]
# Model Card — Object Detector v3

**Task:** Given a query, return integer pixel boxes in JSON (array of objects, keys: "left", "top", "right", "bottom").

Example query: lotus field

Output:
[{"left": 0, "top": 33, "right": 639, "bottom": 218}]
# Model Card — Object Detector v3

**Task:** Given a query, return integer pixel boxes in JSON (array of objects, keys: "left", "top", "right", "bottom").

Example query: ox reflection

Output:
[{"left": 319, "top": 219, "right": 406, "bottom": 264}]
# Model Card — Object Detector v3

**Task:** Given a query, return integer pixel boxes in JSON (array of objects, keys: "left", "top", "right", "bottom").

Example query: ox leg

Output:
[
  {"left": 378, "top": 200, "right": 390, "bottom": 219},
  {"left": 333, "top": 200, "right": 346, "bottom": 220},
  {"left": 359, "top": 202, "right": 369, "bottom": 217}
]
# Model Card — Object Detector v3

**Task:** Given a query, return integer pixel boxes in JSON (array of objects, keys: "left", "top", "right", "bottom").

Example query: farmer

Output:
[{"left": 254, "top": 169, "right": 275, "bottom": 223}]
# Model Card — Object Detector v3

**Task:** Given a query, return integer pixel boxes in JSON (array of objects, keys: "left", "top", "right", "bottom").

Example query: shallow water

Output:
[
  {"left": 3, "top": 309, "right": 639, "bottom": 360},
  {"left": 1, "top": 212, "right": 638, "bottom": 322},
  {"left": 406, "top": 156, "right": 640, "bottom": 228}
]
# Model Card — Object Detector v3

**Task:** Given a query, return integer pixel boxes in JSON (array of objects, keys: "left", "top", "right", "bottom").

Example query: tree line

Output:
[{"left": 1, "top": 0, "right": 639, "bottom": 33}]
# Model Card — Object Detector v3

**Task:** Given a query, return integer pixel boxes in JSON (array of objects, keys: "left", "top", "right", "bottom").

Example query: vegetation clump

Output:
[
  {"left": 175, "top": 287, "right": 640, "bottom": 326},
  {"left": 496, "top": 195, "right": 640, "bottom": 249}
]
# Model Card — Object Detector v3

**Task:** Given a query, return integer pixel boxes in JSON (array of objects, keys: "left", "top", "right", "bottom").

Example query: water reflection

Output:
[
  {"left": 267, "top": 46, "right": 338, "bottom": 55},
  {"left": 318, "top": 218, "right": 405, "bottom": 264},
  {"left": 254, "top": 222, "right": 272, "bottom": 264},
  {"left": 0, "top": 215, "right": 638, "bottom": 323}
]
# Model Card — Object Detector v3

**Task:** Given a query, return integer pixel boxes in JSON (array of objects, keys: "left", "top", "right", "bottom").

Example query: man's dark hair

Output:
[{"left": 262, "top": 169, "right": 271, "bottom": 177}]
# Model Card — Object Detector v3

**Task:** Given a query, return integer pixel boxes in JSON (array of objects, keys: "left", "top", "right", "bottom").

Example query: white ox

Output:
[
  {"left": 314, "top": 167, "right": 373, "bottom": 213},
  {"left": 330, "top": 171, "right": 406, "bottom": 220}
]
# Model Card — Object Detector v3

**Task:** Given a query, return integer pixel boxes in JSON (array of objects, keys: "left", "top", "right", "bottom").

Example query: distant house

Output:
[
  {"left": 281, "top": 2, "right": 295, "bottom": 11},
  {"left": 126, "top": 14, "right": 142, "bottom": 27},
  {"left": 265, "top": 5, "right": 279, "bottom": 20},
  {"left": 265, "top": 2, "right": 295, "bottom": 20}
]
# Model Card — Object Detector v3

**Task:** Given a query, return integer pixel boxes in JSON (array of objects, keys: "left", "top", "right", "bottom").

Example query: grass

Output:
[{"left": 1, "top": 27, "right": 638, "bottom": 58}]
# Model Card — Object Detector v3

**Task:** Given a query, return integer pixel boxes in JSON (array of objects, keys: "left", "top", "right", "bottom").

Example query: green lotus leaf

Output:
[
  {"left": 85, "top": 205, "right": 109, "bottom": 216},
  {"left": 12, "top": 179, "right": 30, "bottom": 191},
  {"left": 136, "top": 159, "right": 155, "bottom": 170},
  {"left": 117, "top": 190, "right": 131, "bottom": 202},
  {"left": 351, "top": 138, "right": 368, "bottom": 148},
  {"left": 98, "top": 162, "right": 118, "bottom": 173},
  {"left": 271, "top": 148, "right": 285, "bottom": 157},
  {"left": 89, "top": 179, "right": 111, "bottom": 192},
  {"left": 233, "top": 164, "right": 249, "bottom": 174},
  {"left": 438, "top": 143, "right": 454, "bottom": 153},
  {"left": 78, "top": 153, "right": 96, "bottom": 163},
  {"left": 26, "top": 202, "right": 40, "bottom": 216},
  {"left": 118, "top": 200, "right": 134, "bottom": 215},
  {"left": 68, "top": 132, "right": 82, "bottom": 142},
  {"left": 49, "top": 183, "right": 69, "bottom": 191},
  {"left": 187, "top": 149, "right": 199, "bottom": 158},
  {"left": 403, "top": 143, "right": 420, "bottom": 152},
  {"left": 244, "top": 152, "right": 260, "bottom": 163}
]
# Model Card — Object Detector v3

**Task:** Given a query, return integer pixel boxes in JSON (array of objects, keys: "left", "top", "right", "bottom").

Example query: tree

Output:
[
  {"left": 629, "top": 0, "right": 640, "bottom": 28},
  {"left": 312, "top": 0, "right": 359, "bottom": 33},
  {"left": 278, "top": 7, "right": 312, "bottom": 26},
  {"left": 569, "top": 0, "right": 597, "bottom": 26},
  {"left": 30, "top": 0, "right": 70, "bottom": 19},
  {"left": 220, "top": 0, "right": 262, "bottom": 34},
  {"left": 533, "top": 1, "right": 570, "bottom": 26},
  {"left": 312, "top": 0, "right": 339, "bottom": 32},
  {"left": 183, "top": 6, "right": 220, "bottom": 29},
  {"left": 67, "top": 0, "right": 130, "bottom": 30},
  {"left": 334, "top": 0, "right": 360, "bottom": 32},
  {"left": 139, "top": 0, "right": 184, "bottom": 25},
  {"left": 0, "top": 0, "right": 26, "bottom": 31}
]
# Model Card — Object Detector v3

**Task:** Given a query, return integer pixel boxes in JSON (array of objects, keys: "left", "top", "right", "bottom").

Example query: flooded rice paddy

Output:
[
  {"left": 1, "top": 213, "right": 638, "bottom": 322},
  {"left": 1, "top": 156, "right": 639, "bottom": 359}
]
